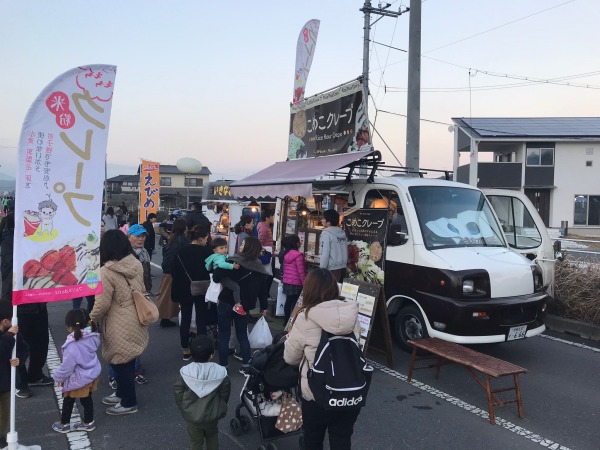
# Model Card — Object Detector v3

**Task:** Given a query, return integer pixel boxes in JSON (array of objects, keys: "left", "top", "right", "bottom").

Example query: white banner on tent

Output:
[{"left": 13, "top": 65, "right": 117, "bottom": 305}]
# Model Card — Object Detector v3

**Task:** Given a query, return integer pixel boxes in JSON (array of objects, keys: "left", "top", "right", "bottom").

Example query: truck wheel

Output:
[{"left": 395, "top": 305, "right": 428, "bottom": 352}]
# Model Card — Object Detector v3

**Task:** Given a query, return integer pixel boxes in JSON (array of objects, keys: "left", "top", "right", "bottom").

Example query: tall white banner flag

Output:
[
  {"left": 293, "top": 19, "right": 320, "bottom": 104},
  {"left": 13, "top": 65, "right": 117, "bottom": 305}
]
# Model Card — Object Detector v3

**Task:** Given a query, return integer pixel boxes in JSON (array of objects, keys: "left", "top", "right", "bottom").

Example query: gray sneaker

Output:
[
  {"left": 106, "top": 403, "right": 138, "bottom": 416},
  {"left": 102, "top": 393, "right": 121, "bottom": 405}
]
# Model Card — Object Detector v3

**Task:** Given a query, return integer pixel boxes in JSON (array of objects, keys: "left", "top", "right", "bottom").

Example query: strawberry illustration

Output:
[
  {"left": 52, "top": 267, "right": 78, "bottom": 286},
  {"left": 58, "top": 246, "right": 76, "bottom": 271},
  {"left": 23, "top": 260, "right": 51, "bottom": 278},
  {"left": 40, "top": 250, "right": 60, "bottom": 271}
]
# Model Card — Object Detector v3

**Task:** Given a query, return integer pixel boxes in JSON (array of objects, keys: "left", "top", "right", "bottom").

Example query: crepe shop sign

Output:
[
  {"left": 47, "top": 89, "right": 108, "bottom": 227},
  {"left": 345, "top": 217, "right": 386, "bottom": 229}
]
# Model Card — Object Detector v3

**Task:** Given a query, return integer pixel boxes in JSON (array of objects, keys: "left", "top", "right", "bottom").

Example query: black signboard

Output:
[
  {"left": 344, "top": 209, "right": 388, "bottom": 286},
  {"left": 288, "top": 80, "right": 369, "bottom": 159}
]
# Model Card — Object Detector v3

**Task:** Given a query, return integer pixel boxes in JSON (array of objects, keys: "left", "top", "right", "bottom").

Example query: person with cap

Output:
[{"left": 184, "top": 202, "right": 211, "bottom": 231}]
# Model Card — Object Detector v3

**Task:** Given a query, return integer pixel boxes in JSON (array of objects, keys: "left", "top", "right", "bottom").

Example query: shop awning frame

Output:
[{"left": 231, "top": 151, "right": 380, "bottom": 199}]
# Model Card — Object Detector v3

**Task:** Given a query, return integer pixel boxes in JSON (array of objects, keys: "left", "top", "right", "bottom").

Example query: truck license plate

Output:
[{"left": 507, "top": 325, "right": 527, "bottom": 341}]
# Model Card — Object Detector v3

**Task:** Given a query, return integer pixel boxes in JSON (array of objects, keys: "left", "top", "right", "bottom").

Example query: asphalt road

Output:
[{"left": 8, "top": 250, "right": 600, "bottom": 450}]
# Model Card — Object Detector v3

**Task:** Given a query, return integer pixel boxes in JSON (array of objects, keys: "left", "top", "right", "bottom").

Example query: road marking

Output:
[
  {"left": 150, "top": 262, "right": 161, "bottom": 270},
  {"left": 369, "top": 360, "right": 572, "bottom": 450},
  {"left": 46, "top": 330, "right": 93, "bottom": 450},
  {"left": 539, "top": 334, "right": 600, "bottom": 353}
]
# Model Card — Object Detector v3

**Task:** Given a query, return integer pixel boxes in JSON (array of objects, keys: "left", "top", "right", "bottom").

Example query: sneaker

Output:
[
  {"left": 73, "top": 421, "right": 96, "bottom": 432},
  {"left": 182, "top": 350, "right": 192, "bottom": 361},
  {"left": 108, "top": 378, "right": 117, "bottom": 390},
  {"left": 106, "top": 403, "right": 138, "bottom": 416},
  {"left": 233, "top": 304, "right": 247, "bottom": 315},
  {"left": 29, "top": 375, "right": 53, "bottom": 386},
  {"left": 135, "top": 374, "right": 148, "bottom": 385},
  {"left": 160, "top": 319, "right": 177, "bottom": 328},
  {"left": 232, "top": 352, "right": 243, "bottom": 362},
  {"left": 16, "top": 387, "right": 32, "bottom": 398},
  {"left": 102, "top": 393, "right": 121, "bottom": 405},
  {"left": 51, "top": 422, "right": 71, "bottom": 433}
]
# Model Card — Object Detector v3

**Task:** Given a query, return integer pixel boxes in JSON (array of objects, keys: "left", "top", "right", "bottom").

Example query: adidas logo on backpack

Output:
[{"left": 308, "top": 330, "right": 373, "bottom": 410}]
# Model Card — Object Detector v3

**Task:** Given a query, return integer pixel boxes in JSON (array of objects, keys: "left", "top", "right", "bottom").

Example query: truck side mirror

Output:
[{"left": 388, "top": 223, "right": 408, "bottom": 246}]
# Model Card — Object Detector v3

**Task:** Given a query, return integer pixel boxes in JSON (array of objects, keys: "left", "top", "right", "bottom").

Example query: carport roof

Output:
[{"left": 452, "top": 117, "right": 600, "bottom": 140}]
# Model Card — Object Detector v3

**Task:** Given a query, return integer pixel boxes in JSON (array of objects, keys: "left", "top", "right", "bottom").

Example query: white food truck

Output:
[{"left": 231, "top": 151, "right": 554, "bottom": 351}]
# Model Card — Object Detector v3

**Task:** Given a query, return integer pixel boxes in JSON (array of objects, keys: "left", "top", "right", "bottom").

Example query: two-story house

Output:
[
  {"left": 452, "top": 117, "right": 600, "bottom": 232},
  {"left": 107, "top": 164, "right": 211, "bottom": 210}
]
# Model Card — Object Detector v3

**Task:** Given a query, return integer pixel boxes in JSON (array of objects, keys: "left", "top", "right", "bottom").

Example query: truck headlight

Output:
[{"left": 463, "top": 279, "right": 474, "bottom": 294}]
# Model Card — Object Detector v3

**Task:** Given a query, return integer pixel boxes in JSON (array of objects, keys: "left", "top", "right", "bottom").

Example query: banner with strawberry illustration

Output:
[{"left": 12, "top": 65, "right": 117, "bottom": 305}]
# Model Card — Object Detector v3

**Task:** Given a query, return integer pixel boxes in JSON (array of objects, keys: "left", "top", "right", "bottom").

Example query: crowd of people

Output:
[{"left": 0, "top": 201, "right": 363, "bottom": 450}]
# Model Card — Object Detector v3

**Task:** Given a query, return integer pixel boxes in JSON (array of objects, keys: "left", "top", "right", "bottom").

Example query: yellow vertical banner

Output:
[{"left": 139, "top": 160, "right": 160, "bottom": 222}]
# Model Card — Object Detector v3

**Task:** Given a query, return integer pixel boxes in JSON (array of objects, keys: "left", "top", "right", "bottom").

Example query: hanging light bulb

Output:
[{"left": 248, "top": 199, "right": 260, "bottom": 212}]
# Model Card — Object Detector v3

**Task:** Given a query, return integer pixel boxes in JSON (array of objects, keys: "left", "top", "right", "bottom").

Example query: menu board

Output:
[{"left": 341, "top": 278, "right": 394, "bottom": 368}]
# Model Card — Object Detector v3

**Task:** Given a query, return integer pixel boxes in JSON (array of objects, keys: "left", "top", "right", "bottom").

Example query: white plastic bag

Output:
[
  {"left": 248, "top": 317, "right": 272, "bottom": 349},
  {"left": 205, "top": 273, "right": 222, "bottom": 304},
  {"left": 276, "top": 281, "right": 286, "bottom": 317}
]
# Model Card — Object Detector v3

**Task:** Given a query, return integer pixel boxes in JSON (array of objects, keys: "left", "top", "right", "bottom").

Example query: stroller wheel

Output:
[
  {"left": 239, "top": 414, "right": 252, "bottom": 433},
  {"left": 230, "top": 417, "right": 242, "bottom": 436}
]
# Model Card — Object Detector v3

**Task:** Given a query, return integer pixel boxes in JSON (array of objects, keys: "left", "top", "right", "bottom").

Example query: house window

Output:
[
  {"left": 160, "top": 177, "right": 172, "bottom": 186},
  {"left": 185, "top": 178, "right": 203, "bottom": 187},
  {"left": 574, "top": 195, "right": 600, "bottom": 225},
  {"left": 526, "top": 148, "right": 554, "bottom": 166}
]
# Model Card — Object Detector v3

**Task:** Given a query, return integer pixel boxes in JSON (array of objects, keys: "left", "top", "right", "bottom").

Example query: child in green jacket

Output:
[{"left": 174, "top": 335, "right": 231, "bottom": 450}]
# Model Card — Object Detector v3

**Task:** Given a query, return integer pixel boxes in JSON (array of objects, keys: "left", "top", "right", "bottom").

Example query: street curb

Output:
[{"left": 545, "top": 314, "right": 600, "bottom": 341}]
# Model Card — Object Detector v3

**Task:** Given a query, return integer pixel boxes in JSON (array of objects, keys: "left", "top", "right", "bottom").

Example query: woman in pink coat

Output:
[{"left": 281, "top": 234, "right": 306, "bottom": 324}]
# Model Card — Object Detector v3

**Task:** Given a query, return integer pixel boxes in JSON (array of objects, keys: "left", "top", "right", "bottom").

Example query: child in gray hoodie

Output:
[{"left": 174, "top": 335, "right": 231, "bottom": 450}]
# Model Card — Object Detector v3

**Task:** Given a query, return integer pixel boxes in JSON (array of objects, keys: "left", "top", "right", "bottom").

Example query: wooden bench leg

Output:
[
  {"left": 514, "top": 374, "right": 524, "bottom": 419},
  {"left": 407, "top": 346, "right": 417, "bottom": 382},
  {"left": 485, "top": 375, "right": 495, "bottom": 425}
]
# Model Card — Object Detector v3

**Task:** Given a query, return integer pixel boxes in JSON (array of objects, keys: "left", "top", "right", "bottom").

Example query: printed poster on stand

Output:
[
  {"left": 344, "top": 209, "right": 388, "bottom": 286},
  {"left": 13, "top": 65, "right": 117, "bottom": 304}
]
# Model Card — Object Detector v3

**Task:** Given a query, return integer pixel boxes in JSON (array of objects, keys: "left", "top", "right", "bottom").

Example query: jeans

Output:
[
  {"left": 112, "top": 360, "right": 136, "bottom": 407},
  {"left": 217, "top": 301, "right": 250, "bottom": 366},
  {"left": 180, "top": 298, "right": 207, "bottom": 349},
  {"left": 302, "top": 400, "right": 360, "bottom": 450},
  {"left": 108, "top": 357, "right": 142, "bottom": 379},
  {"left": 18, "top": 309, "right": 49, "bottom": 382},
  {"left": 72, "top": 296, "right": 95, "bottom": 313},
  {"left": 284, "top": 293, "right": 300, "bottom": 326}
]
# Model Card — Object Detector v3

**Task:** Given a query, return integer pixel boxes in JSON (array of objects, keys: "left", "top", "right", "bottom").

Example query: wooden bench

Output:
[{"left": 407, "top": 338, "right": 527, "bottom": 425}]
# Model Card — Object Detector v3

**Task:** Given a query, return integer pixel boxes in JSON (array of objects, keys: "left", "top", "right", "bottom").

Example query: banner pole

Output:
[{"left": 7, "top": 305, "right": 18, "bottom": 450}]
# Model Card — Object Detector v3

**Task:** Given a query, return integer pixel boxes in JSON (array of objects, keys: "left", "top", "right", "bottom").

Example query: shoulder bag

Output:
[
  {"left": 126, "top": 278, "right": 159, "bottom": 326},
  {"left": 177, "top": 255, "right": 210, "bottom": 296}
]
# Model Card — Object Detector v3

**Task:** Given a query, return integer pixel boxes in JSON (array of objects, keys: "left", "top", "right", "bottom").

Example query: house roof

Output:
[
  {"left": 452, "top": 117, "right": 600, "bottom": 140},
  {"left": 107, "top": 175, "right": 139, "bottom": 182},
  {"left": 136, "top": 164, "right": 212, "bottom": 176}
]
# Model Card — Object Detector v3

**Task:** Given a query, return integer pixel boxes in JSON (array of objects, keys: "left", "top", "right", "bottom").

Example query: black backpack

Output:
[{"left": 307, "top": 330, "right": 373, "bottom": 410}]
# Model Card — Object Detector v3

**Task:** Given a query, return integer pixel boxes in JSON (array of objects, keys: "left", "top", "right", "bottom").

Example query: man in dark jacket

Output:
[
  {"left": 184, "top": 202, "right": 211, "bottom": 230},
  {"left": 141, "top": 213, "right": 157, "bottom": 256}
]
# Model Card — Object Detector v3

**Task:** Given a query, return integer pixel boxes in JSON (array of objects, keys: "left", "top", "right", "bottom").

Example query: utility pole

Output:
[
  {"left": 360, "top": 1, "right": 409, "bottom": 149},
  {"left": 405, "top": 0, "right": 421, "bottom": 176}
]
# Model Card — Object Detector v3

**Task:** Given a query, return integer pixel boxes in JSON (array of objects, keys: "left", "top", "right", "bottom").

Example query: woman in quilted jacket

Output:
[
  {"left": 90, "top": 230, "right": 149, "bottom": 416},
  {"left": 281, "top": 234, "right": 306, "bottom": 325}
]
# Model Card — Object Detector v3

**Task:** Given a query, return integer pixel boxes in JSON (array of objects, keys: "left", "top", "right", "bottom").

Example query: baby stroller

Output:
[{"left": 230, "top": 339, "right": 304, "bottom": 450}]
